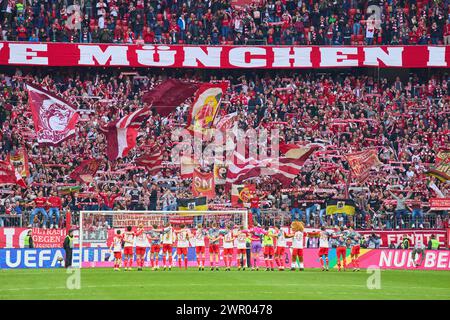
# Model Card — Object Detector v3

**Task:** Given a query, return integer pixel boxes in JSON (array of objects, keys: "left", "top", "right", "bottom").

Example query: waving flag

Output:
[
  {"left": 100, "top": 107, "right": 151, "bottom": 161},
  {"left": 192, "top": 168, "right": 215, "bottom": 199},
  {"left": 345, "top": 149, "right": 382, "bottom": 182},
  {"left": 426, "top": 150, "right": 450, "bottom": 182},
  {"left": 226, "top": 145, "right": 318, "bottom": 185},
  {"left": 0, "top": 161, "right": 27, "bottom": 188},
  {"left": 135, "top": 144, "right": 163, "bottom": 175},
  {"left": 214, "top": 111, "right": 238, "bottom": 131},
  {"left": 7, "top": 147, "right": 29, "bottom": 178},
  {"left": 69, "top": 159, "right": 101, "bottom": 183},
  {"left": 142, "top": 79, "right": 200, "bottom": 117},
  {"left": 187, "top": 82, "right": 229, "bottom": 132},
  {"left": 231, "top": 184, "right": 256, "bottom": 207},
  {"left": 26, "top": 84, "right": 79, "bottom": 145}
]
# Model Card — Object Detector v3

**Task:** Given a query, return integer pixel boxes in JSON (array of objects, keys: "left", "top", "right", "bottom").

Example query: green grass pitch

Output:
[{"left": 1, "top": 268, "right": 449, "bottom": 300}]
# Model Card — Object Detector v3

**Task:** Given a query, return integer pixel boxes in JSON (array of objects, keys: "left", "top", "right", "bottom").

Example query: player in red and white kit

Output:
[
  {"left": 235, "top": 226, "right": 248, "bottom": 271},
  {"left": 109, "top": 229, "right": 123, "bottom": 271},
  {"left": 318, "top": 227, "right": 331, "bottom": 271},
  {"left": 134, "top": 223, "right": 149, "bottom": 271},
  {"left": 286, "top": 221, "right": 305, "bottom": 271},
  {"left": 274, "top": 225, "right": 288, "bottom": 271},
  {"left": 220, "top": 224, "right": 235, "bottom": 271},
  {"left": 148, "top": 224, "right": 162, "bottom": 271},
  {"left": 122, "top": 226, "right": 135, "bottom": 271},
  {"left": 162, "top": 222, "right": 174, "bottom": 271},
  {"left": 175, "top": 224, "right": 191, "bottom": 270},
  {"left": 194, "top": 224, "right": 207, "bottom": 271}
]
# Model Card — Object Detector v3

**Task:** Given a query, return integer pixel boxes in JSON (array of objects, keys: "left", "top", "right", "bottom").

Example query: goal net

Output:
[{"left": 76, "top": 210, "right": 248, "bottom": 268}]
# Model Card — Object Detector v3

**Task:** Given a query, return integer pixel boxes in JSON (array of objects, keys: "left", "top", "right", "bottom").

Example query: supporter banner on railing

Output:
[
  {"left": 0, "top": 42, "right": 448, "bottom": 68},
  {"left": 0, "top": 227, "right": 66, "bottom": 248},
  {"left": 358, "top": 230, "right": 447, "bottom": 248},
  {"left": 1, "top": 247, "right": 450, "bottom": 270},
  {"left": 429, "top": 198, "right": 450, "bottom": 211}
]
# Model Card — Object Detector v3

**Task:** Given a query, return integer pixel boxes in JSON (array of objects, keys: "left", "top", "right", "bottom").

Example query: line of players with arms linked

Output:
[{"left": 109, "top": 220, "right": 363, "bottom": 272}]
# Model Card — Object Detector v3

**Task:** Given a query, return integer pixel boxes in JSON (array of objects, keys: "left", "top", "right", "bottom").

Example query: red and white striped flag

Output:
[
  {"left": 0, "top": 161, "right": 27, "bottom": 188},
  {"left": 226, "top": 144, "right": 318, "bottom": 185},
  {"left": 100, "top": 107, "right": 151, "bottom": 161},
  {"left": 135, "top": 145, "right": 163, "bottom": 175}
]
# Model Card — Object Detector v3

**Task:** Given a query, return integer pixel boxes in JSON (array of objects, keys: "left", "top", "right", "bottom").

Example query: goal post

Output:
[{"left": 77, "top": 210, "right": 248, "bottom": 268}]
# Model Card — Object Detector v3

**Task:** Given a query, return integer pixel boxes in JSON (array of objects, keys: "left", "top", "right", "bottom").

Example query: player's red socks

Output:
[
  {"left": 275, "top": 257, "right": 280, "bottom": 267},
  {"left": 264, "top": 258, "right": 269, "bottom": 268},
  {"left": 269, "top": 259, "right": 274, "bottom": 269},
  {"left": 178, "top": 259, "right": 182, "bottom": 269},
  {"left": 184, "top": 258, "right": 188, "bottom": 269}
]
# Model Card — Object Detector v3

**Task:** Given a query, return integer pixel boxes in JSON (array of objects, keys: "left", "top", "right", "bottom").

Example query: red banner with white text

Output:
[
  {"left": 358, "top": 230, "right": 447, "bottom": 248},
  {"left": 0, "top": 42, "right": 448, "bottom": 68},
  {"left": 0, "top": 227, "right": 66, "bottom": 248}
]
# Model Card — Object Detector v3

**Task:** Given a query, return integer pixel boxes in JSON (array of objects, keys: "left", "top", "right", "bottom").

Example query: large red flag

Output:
[
  {"left": 69, "top": 159, "right": 101, "bottom": 183},
  {"left": 135, "top": 144, "right": 163, "bottom": 175},
  {"left": 7, "top": 147, "right": 29, "bottom": 178},
  {"left": 187, "top": 82, "right": 229, "bottom": 132},
  {"left": 192, "top": 168, "right": 215, "bottom": 199},
  {"left": 0, "top": 161, "right": 27, "bottom": 188},
  {"left": 142, "top": 79, "right": 200, "bottom": 117},
  {"left": 100, "top": 107, "right": 151, "bottom": 161},
  {"left": 345, "top": 149, "right": 382, "bottom": 182},
  {"left": 26, "top": 84, "right": 79, "bottom": 145}
]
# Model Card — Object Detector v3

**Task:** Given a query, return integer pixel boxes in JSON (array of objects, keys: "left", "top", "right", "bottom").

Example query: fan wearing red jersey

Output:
[
  {"left": 135, "top": 223, "right": 149, "bottom": 271},
  {"left": 122, "top": 226, "right": 135, "bottom": 271},
  {"left": 235, "top": 226, "right": 248, "bottom": 271},
  {"left": 274, "top": 225, "right": 288, "bottom": 271},
  {"left": 174, "top": 224, "right": 191, "bottom": 270},
  {"left": 161, "top": 222, "right": 174, "bottom": 271},
  {"left": 194, "top": 224, "right": 207, "bottom": 271},
  {"left": 109, "top": 229, "right": 123, "bottom": 271},
  {"left": 285, "top": 221, "right": 305, "bottom": 271}
]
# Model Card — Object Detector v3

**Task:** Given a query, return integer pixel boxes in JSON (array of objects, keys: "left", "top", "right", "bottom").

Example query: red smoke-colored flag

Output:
[
  {"left": 142, "top": 79, "right": 200, "bottom": 117},
  {"left": 345, "top": 149, "right": 382, "bottom": 182},
  {"left": 135, "top": 145, "right": 163, "bottom": 175},
  {"left": 26, "top": 84, "right": 79, "bottom": 145},
  {"left": 192, "top": 168, "right": 215, "bottom": 199},
  {"left": 0, "top": 161, "right": 27, "bottom": 188},
  {"left": 100, "top": 107, "right": 151, "bottom": 161},
  {"left": 69, "top": 159, "right": 101, "bottom": 183}
]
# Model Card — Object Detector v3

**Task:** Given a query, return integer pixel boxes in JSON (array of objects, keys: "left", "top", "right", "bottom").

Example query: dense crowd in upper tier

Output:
[
  {"left": 0, "top": 67, "right": 448, "bottom": 231},
  {"left": 0, "top": 0, "right": 449, "bottom": 45}
]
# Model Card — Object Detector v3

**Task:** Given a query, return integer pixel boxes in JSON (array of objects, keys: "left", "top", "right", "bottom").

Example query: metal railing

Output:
[{"left": 0, "top": 215, "right": 23, "bottom": 227}]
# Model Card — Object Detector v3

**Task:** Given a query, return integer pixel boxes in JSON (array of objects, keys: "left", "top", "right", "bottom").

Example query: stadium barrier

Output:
[
  {"left": 0, "top": 215, "right": 22, "bottom": 228},
  {"left": 1, "top": 248, "right": 449, "bottom": 270}
]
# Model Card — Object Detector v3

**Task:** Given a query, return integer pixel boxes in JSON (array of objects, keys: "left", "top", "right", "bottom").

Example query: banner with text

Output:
[{"left": 0, "top": 43, "right": 447, "bottom": 68}]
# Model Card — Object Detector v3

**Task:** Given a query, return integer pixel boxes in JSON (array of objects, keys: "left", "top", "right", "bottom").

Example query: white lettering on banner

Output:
[
  {"left": 183, "top": 47, "right": 222, "bottom": 67},
  {"left": 424, "top": 252, "right": 436, "bottom": 268},
  {"left": 229, "top": 47, "right": 267, "bottom": 68},
  {"left": 427, "top": 46, "right": 447, "bottom": 67},
  {"left": 363, "top": 47, "right": 403, "bottom": 66},
  {"left": 3, "top": 228, "right": 15, "bottom": 248},
  {"left": 393, "top": 251, "right": 407, "bottom": 267},
  {"left": 379, "top": 250, "right": 391, "bottom": 267},
  {"left": 136, "top": 45, "right": 176, "bottom": 66},
  {"left": 8, "top": 43, "right": 48, "bottom": 65},
  {"left": 437, "top": 252, "right": 449, "bottom": 268},
  {"left": 271, "top": 47, "right": 313, "bottom": 67},
  {"left": 38, "top": 250, "right": 52, "bottom": 267},
  {"left": 5, "top": 250, "right": 21, "bottom": 268},
  {"left": 24, "top": 250, "right": 37, "bottom": 268},
  {"left": 320, "top": 47, "right": 358, "bottom": 67},
  {"left": 78, "top": 45, "right": 129, "bottom": 65}
]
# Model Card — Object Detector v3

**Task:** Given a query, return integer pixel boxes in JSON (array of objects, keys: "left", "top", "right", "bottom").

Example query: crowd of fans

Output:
[
  {"left": 0, "top": 67, "right": 448, "bottom": 231},
  {"left": 0, "top": 0, "right": 449, "bottom": 45}
]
